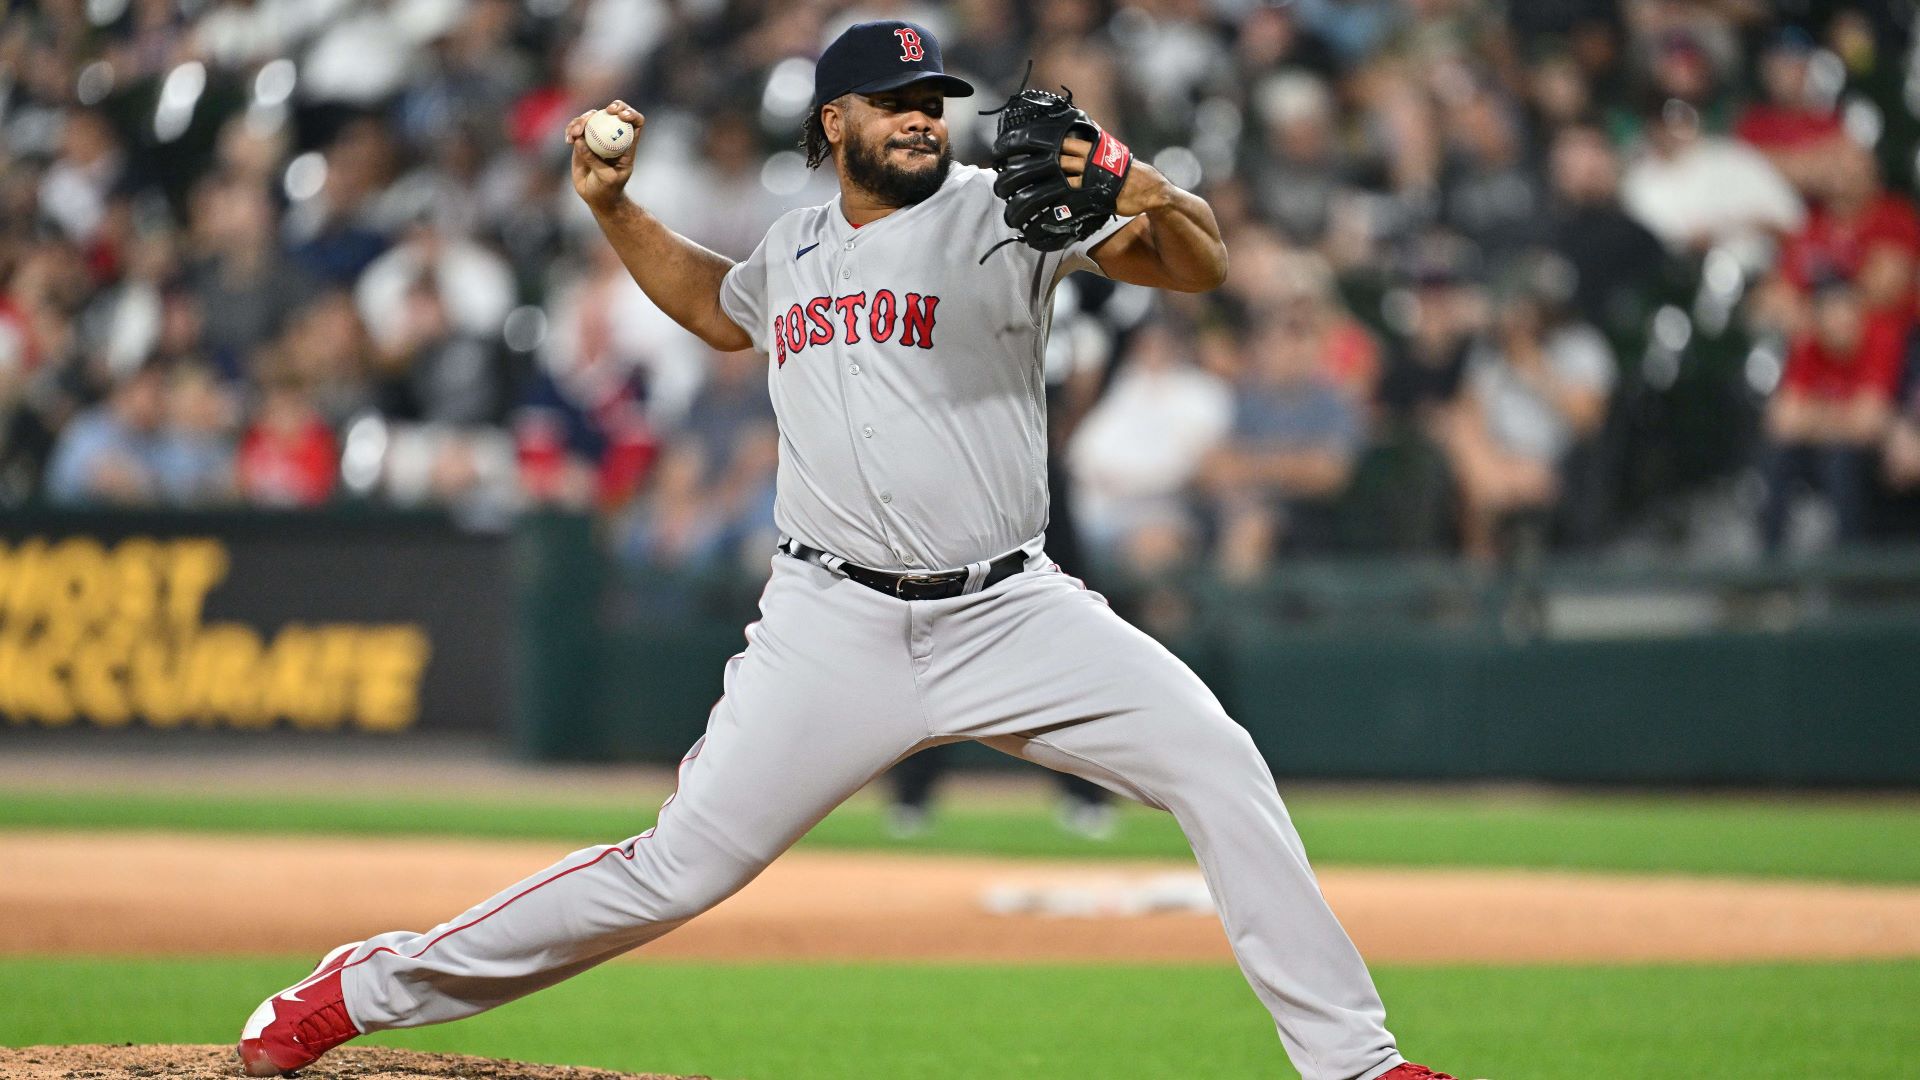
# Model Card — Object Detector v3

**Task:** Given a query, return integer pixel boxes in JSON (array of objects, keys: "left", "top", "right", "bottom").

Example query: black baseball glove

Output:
[{"left": 984, "top": 87, "right": 1132, "bottom": 259}]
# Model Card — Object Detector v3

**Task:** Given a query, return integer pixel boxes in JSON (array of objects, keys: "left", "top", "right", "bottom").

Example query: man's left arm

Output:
[{"left": 1060, "top": 137, "right": 1227, "bottom": 293}]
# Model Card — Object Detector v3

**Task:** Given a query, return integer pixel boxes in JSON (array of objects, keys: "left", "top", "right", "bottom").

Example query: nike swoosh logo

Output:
[
  {"left": 278, "top": 989, "right": 305, "bottom": 1004},
  {"left": 795, "top": 242, "right": 820, "bottom": 259}
]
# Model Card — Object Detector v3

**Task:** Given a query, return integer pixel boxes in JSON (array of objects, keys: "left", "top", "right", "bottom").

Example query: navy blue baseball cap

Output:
[{"left": 813, "top": 20, "right": 974, "bottom": 110}]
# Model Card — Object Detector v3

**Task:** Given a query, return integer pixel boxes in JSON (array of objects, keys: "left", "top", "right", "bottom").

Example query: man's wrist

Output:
[
  {"left": 1136, "top": 169, "right": 1178, "bottom": 215},
  {"left": 592, "top": 195, "right": 638, "bottom": 223}
]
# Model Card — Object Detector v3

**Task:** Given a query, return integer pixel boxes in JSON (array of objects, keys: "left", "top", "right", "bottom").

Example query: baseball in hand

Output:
[{"left": 583, "top": 110, "right": 634, "bottom": 160}]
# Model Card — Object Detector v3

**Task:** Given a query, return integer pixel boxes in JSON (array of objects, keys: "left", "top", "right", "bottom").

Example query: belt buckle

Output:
[{"left": 895, "top": 571, "right": 955, "bottom": 599}]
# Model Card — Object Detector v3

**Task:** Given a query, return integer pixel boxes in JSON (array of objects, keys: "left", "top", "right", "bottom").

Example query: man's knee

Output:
[
  {"left": 1162, "top": 710, "right": 1272, "bottom": 789},
  {"left": 612, "top": 842, "right": 763, "bottom": 925}
]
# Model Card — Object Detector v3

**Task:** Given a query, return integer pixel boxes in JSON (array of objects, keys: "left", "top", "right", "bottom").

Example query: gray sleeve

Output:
[
  {"left": 718, "top": 233, "right": 771, "bottom": 353},
  {"left": 1052, "top": 213, "right": 1136, "bottom": 285}
]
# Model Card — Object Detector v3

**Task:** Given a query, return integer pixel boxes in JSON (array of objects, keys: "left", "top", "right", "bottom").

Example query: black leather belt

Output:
[{"left": 779, "top": 539, "right": 1028, "bottom": 601}]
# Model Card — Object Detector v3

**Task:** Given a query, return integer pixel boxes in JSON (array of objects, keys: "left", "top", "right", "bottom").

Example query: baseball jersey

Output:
[{"left": 719, "top": 163, "right": 1129, "bottom": 572}]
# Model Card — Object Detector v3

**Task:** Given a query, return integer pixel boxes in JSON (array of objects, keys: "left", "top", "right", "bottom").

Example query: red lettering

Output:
[
  {"left": 806, "top": 296, "right": 834, "bottom": 346},
  {"left": 901, "top": 293, "right": 939, "bottom": 349},
  {"left": 835, "top": 293, "right": 868, "bottom": 344},
  {"left": 784, "top": 304, "right": 806, "bottom": 355},
  {"left": 895, "top": 28, "right": 924, "bottom": 62},
  {"left": 773, "top": 314, "right": 787, "bottom": 367},
  {"left": 869, "top": 289, "right": 897, "bottom": 343}
]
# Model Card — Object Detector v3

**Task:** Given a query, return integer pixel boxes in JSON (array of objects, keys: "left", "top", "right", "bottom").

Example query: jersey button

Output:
[
  {"left": 862, "top": 425, "right": 874, "bottom": 438},
  {"left": 844, "top": 241, "right": 855, "bottom": 251},
  {"left": 848, "top": 364, "right": 860, "bottom": 375},
  {"left": 841, "top": 267, "right": 851, "bottom": 279},
  {"left": 879, "top": 492, "right": 892, "bottom": 503}
]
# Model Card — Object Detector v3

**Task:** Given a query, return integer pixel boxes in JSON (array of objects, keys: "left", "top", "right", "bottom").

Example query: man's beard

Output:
[{"left": 842, "top": 129, "right": 952, "bottom": 207}]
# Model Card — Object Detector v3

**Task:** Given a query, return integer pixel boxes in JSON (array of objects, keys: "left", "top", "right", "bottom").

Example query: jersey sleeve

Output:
[
  {"left": 718, "top": 233, "right": 772, "bottom": 353},
  {"left": 1052, "top": 213, "right": 1135, "bottom": 285}
]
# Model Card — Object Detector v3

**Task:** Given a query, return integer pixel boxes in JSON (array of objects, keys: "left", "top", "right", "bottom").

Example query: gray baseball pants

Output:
[{"left": 338, "top": 552, "right": 1405, "bottom": 1080}]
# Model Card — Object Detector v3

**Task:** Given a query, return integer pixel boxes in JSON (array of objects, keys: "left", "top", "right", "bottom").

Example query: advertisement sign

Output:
[{"left": 0, "top": 512, "right": 508, "bottom": 735}]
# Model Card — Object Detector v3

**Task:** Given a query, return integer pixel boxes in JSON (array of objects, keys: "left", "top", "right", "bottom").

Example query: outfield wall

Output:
[
  {"left": 6, "top": 509, "right": 1919, "bottom": 786},
  {"left": 520, "top": 513, "right": 1920, "bottom": 785}
]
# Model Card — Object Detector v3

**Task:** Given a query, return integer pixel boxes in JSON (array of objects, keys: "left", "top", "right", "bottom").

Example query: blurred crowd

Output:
[{"left": 5, "top": 0, "right": 1920, "bottom": 574}]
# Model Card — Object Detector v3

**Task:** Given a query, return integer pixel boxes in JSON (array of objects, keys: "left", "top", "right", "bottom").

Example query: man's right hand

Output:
[
  {"left": 559, "top": 99, "right": 750, "bottom": 352},
  {"left": 567, "top": 101, "right": 643, "bottom": 214}
]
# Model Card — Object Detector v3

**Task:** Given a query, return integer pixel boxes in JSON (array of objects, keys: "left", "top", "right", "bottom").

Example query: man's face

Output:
[
  {"left": 832, "top": 83, "right": 952, "bottom": 206},
  {"left": 1551, "top": 129, "right": 1617, "bottom": 203},
  {"left": 114, "top": 372, "right": 166, "bottom": 433}
]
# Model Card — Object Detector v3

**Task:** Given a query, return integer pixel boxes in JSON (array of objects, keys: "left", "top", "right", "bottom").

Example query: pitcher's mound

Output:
[{"left": 0, "top": 1045, "right": 708, "bottom": 1079}]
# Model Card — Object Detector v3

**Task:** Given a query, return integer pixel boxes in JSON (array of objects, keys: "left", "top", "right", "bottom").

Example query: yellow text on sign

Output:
[{"left": 0, "top": 536, "right": 433, "bottom": 733}]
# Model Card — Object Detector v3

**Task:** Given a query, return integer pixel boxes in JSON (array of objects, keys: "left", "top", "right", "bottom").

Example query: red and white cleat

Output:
[
  {"left": 1377, "top": 1065, "right": 1460, "bottom": 1080},
  {"left": 235, "top": 941, "right": 364, "bottom": 1076}
]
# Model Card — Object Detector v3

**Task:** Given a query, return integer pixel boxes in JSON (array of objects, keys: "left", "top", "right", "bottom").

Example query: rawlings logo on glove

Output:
[{"left": 982, "top": 85, "right": 1132, "bottom": 261}]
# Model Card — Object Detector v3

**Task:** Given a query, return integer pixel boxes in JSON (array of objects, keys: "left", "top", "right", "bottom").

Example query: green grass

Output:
[
  {"left": 2, "top": 788, "right": 1918, "bottom": 882},
  {"left": 2, "top": 956, "right": 1915, "bottom": 1079}
]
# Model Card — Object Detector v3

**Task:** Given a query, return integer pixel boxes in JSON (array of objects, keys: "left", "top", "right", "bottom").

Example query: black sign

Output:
[{"left": 0, "top": 511, "right": 508, "bottom": 735}]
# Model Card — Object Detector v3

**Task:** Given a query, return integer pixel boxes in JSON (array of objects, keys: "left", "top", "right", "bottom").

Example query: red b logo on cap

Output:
[{"left": 895, "top": 27, "right": 924, "bottom": 61}]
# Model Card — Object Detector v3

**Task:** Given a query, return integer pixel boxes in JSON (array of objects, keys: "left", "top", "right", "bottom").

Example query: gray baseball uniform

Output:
[{"left": 335, "top": 164, "right": 1406, "bottom": 1080}]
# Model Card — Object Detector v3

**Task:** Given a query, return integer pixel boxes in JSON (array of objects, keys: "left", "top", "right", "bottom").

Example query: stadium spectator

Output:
[
  {"left": 393, "top": 0, "right": 527, "bottom": 156},
  {"left": 1544, "top": 125, "right": 1670, "bottom": 334},
  {"left": 275, "top": 292, "right": 375, "bottom": 428},
  {"left": 1734, "top": 28, "right": 1847, "bottom": 196},
  {"left": 1292, "top": 0, "right": 1403, "bottom": 68},
  {"left": 356, "top": 219, "right": 516, "bottom": 366},
  {"left": 1245, "top": 72, "right": 1347, "bottom": 246},
  {"left": 1276, "top": 250, "right": 1380, "bottom": 399},
  {"left": 945, "top": 0, "right": 1030, "bottom": 90},
  {"left": 1621, "top": 99, "right": 1805, "bottom": 271},
  {"left": 1775, "top": 141, "right": 1920, "bottom": 319},
  {"left": 1234, "top": 2, "right": 1342, "bottom": 83},
  {"left": 370, "top": 276, "right": 510, "bottom": 427},
  {"left": 1068, "top": 320, "right": 1233, "bottom": 573},
  {"left": 380, "top": 423, "right": 521, "bottom": 525},
  {"left": 154, "top": 362, "right": 237, "bottom": 505},
  {"left": 44, "top": 361, "right": 170, "bottom": 506},
  {"left": 1377, "top": 243, "right": 1484, "bottom": 421},
  {"left": 543, "top": 243, "right": 706, "bottom": 432},
  {"left": 1442, "top": 87, "right": 1547, "bottom": 259},
  {"left": 285, "top": 120, "right": 398, "bottom": 286},
  {"left": 5, "top": 0, "right": 1920, "bottom": 569},
  {"left": 1526, "top": 51, "right": 1597, "bottom": 138},
  {"left": 1116, "top": 0, "right": 1234, "bottom": 148},
  {"left": 1201, "top": 313, "right": 1364, "bottom": 575},
  {"left": 616, "top": 347, "right": 777, "bottom": 571},
  {"left": 1442, "top": 287, "right": 1616, "bottom": 560},
  {"left": 3, "top": 237, "right": 89, "bottom": 381},
  {"left": 236, "top": 362, "right": 338, "bottom": 509},
  {"left": 38, "top": 109, "right": 123, "bottom": 248},
  {"left": 633, "top": 110, "right": 809, "bottom": 262},
  {"left": 187, "top": 180, "right": 312, "bottom": 378},
  {"left": 1759, "top": 278, "right": 1902, "bottom": 552},
  {"left": 0, "top": 326, "right": 55, "bottom": 507},
  {"left": 1629, "top": 27, "right": 1737, "bottom": 134}
]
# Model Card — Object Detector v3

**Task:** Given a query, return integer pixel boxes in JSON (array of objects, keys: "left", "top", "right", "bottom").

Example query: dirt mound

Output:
[{"left": 0, "top": 1045, "right": 704, "bottom": 1080}]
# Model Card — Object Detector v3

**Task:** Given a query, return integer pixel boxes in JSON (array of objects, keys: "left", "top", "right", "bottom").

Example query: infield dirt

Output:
[
  {"left": 0, "top": 1045, "right": 703, "bottom": 1079},
  {"left": 4, "top": 830, "right": 1918, "bottom": 964}
]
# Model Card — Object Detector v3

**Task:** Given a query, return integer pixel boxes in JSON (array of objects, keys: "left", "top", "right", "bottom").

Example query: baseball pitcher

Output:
[{"left": 237, "top": 21, "right": 1455, "bottom": 1080}]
